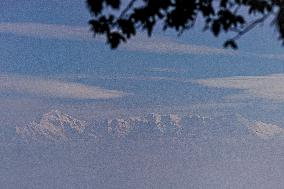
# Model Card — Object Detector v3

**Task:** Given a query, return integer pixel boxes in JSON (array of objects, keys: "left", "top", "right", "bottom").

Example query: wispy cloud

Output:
[
  {"left": 2, "top": 22, "right": 284, "bottom": 59},
  {"left": 0, "top": 22, "right": 94, "bottom": 40},
  {"left": 0, "top": 22, "right": 238, "bottom": 56},
  {"left": 124, "top": 35, "right": 237, "bottom": 56},
  {"left": 256, "top": 53, "right": 284, "bottom": 61},
  {"left": 194, "top": 74, "right": 284, "bottom": 102},
  {"left": 100, "top": 75, "right": 192, "bottom": 83},
  {"left": 145, "top": 67, "right": 188, "bottom": 74},
  {"left": 0, "top": 74, "right": 127, "bottom": 99}
]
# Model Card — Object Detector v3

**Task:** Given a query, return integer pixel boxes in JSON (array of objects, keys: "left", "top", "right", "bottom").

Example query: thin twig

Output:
[
  {"left": 230, "top": 13, "right": 272, "bottom": 41},
  {"left": 119, "top": 0, "right": 137, "bottom": 18}
]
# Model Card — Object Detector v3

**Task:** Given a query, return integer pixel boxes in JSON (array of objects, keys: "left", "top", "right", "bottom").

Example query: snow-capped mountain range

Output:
[
  {"left": 13, "top": 110, "right": 284, "bottom": 142},
  {"left": 15, "top": 110, "right": 213, "bottom": 142}
]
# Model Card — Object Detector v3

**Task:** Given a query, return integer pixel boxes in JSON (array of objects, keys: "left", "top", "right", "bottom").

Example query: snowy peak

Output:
[
  {"left": 249, "top": 121, "right": 284, "bottom": 139},
  {"left": 105, "top": 113, "right": 183, "bottom": 138},
  {"left": 41, "top": 110, "right": 86, "bottom": 133},
  {"left": 236, "top": 114, "right": 284, "bottom": 139},
  {"left": 107, "top": 118, "right": 136, "bottom": 137},
  {"left": 16, "top": 110, "right": 86, "bottom": 141}
]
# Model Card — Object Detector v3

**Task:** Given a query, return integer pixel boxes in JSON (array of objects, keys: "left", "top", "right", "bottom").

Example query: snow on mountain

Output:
[
  {"left": 14, "top": 110, "right": 251, "bottom": 142},
  {"left": 16, "top": 110, "right": 87, "bottom": 141},
  {"left": 236, "top": 114, "right": 284, "bottom": 139},
  {"left": 106, "top": 117, "right": 140, "bottom": 137},
  {"left": 105, "top": 113, "right": 184, "bottom": 138},
  {"left": 248, "top": 121, "right": 284, "bottom": 139}
]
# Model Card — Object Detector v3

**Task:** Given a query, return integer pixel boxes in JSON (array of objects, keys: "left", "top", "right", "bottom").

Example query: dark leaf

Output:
[
  {"left": 224, "top": 40, "right": 238, "bottom": 49},
  {"left": 212, "top": 20, "right": 221, "bottom": 36}
]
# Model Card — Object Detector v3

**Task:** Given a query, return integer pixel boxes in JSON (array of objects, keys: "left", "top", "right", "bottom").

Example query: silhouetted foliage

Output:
[{"left": 87, "top": 0, "right": 283, "bottom": 49}]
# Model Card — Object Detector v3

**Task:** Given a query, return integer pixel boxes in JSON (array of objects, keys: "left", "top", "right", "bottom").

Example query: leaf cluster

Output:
[{"left": 87, "top": 0, "right": 282, "bottom": 49}]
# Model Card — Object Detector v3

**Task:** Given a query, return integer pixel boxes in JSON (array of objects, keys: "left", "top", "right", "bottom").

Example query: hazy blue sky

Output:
[
  {"left": 2, "top": 1, "right": 284, "bottom": 189},
  {"left": 0, "top": 0, "right": 283, "bottom": 132},
  {"left": 0, "top": 0, "right": 284, "bottom": 123}
]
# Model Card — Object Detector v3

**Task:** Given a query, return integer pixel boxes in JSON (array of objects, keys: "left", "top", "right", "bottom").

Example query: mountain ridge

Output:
[{"left": 13, "top": 109, "right": 275, "bottom": 142}]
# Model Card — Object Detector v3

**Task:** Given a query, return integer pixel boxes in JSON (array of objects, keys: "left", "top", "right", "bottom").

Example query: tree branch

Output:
[
  {"left": 118, "top": 0, "right": 137, "bottom": 18},
  {"left": 229, "top": 13, "right": 272, "bottom": 41}
]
